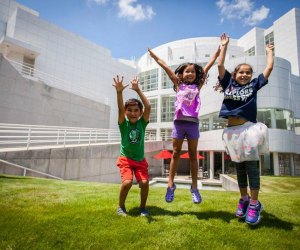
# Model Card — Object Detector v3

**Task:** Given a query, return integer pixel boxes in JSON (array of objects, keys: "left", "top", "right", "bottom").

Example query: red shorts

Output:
[{"left": 116, "top": 156, "right": 149, "bottom": 182}]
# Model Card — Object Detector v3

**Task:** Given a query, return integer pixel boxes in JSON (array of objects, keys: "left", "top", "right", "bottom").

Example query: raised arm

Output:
[
  {"left": 263, "top": 44, "right": 274, "bottom": 80},
  {"left": 203, "top": 46, "right": 221, "bottom": 74},
  {"left": 130, "top": 76, "right": 151, "bottom": 122},
  {"left": 113, "top": 75, "right": 129, "bottom": 124},
  {"left": 148, "top": 48, "right": 178, "bottom": 85},
  {"left": 218, "top": 33, "right": 229, "bottom": 80}
]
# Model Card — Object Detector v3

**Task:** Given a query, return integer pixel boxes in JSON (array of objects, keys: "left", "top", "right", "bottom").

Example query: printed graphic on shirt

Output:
[
  {"left": 177, "top": 84, "right": 198, "bottom": 106},
  {"left": 128, "top": 128, "right": 141, "bottom": 144},
  {"left": 224, "top": 84, "right": 254, "bottom": 102}
]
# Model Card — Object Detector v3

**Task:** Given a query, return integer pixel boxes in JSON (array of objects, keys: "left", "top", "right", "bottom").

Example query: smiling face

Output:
[
  {"left": 234, "top": 64, "right": 253, "bottom": 85},
  {"left": 182, "top": 64, "right": 196, "bottom": 83},
  {"left": 125, "top": 105, "right": 142, "bottom": 124}
]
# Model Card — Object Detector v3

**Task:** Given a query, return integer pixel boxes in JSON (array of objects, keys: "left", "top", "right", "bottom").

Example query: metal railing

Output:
[
  {"left": 0, "top": 123, "right": 161, "bottom": 152},
  {"left": 0, "top": 159, "right": 62, "bottom": 180}
]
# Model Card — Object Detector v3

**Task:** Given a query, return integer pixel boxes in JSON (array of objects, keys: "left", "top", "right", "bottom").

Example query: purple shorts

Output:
[{"left": 172, "top": 120, "right": 199, "bottom": 140}]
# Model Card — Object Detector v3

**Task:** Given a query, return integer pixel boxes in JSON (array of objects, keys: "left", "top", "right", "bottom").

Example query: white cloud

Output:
[
  {"left": 118, "top": 0, "right": 155, "bottom": 22},
  {"left": 246, "top": 5, "right": 270, "bottom": 26},
  {"left": 216, "top": 0, "right": 269, "bottom": 26}
]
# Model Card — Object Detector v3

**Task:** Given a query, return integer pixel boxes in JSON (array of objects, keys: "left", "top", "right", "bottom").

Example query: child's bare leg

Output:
[
  {"left": 139, "top": 180, "right": 149, "bottom": 208},
  {"left": 239, "top": 187, "right": 248, "bottom": 197},
  {"left": 187, "top": 139, "right": 199, "bottom": 189},
  {"left": 119, "top": 180, "right": 132, "bottom": 208},
  {"left": 250, "top": 189, "right": 259, "bottom": 200},
  {"left": 168, "top": 138, "right": 184, "bottom": 188}
]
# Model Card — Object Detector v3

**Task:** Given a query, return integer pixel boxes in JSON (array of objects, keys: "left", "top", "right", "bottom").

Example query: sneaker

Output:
[
  {"left": 245, "top": 201, "right": 264, "bottom": 225},
  {"left": 235, "top": 197, "right": 250, "bottom": 218},
  {"left": 140, "top": 208, "right": 150, "bottom": 217},
  {"left": 190, "top": 187, "right": 202, "bottom": 204},
  {"left": 165, "top": 184, "right": 176, "bottom": 203},
  {"left": 117, "top": 207, "right": 127, "bottom": 216}
]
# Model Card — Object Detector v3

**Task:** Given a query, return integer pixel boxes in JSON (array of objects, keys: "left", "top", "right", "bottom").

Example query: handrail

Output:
[
  {"left": 0, "top": 123, "right": 166, "bottom": 152},
  {"left": 0, "top": 159, "right": 63, "bottom": 180}
]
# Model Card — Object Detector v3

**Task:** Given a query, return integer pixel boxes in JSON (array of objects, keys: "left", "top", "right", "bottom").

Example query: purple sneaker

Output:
[
  {"left": 246, "top": 201, "right": 264, "bottom": 225},
  {"left": 165, "top": 184, "right": 176, "bottom": 203},
  {"left": 235, "top": 198, "right": 250, "bottom": 218},
  {"left": 190, "top": 187, "right": 202, "bottom": 204}
]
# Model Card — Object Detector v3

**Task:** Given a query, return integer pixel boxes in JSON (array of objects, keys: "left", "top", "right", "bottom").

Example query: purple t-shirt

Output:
[{"left": 174, "top": 83, "right": 201, "bottom": 122}]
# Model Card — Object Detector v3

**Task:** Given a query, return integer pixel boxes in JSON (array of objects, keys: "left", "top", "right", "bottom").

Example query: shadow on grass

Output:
[
  {"left": 128, "top": 206, "right": 234, "bottom": 224},
  {"left": 128, "top": 206, "right": 296, "bottom": 230}
]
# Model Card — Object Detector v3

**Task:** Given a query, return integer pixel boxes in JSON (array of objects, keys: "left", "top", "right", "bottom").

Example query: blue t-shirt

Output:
[{"left": 219, "top": 70, "right": 268, "bottom": 123}]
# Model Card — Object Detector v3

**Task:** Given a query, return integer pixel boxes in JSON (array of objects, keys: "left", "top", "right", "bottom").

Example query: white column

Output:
[
  {"left": 273, "top": 152, "right": 279, "bottom": 176},
  {"left": 209, "top": 151, "right": 214, "bottom": 179}
]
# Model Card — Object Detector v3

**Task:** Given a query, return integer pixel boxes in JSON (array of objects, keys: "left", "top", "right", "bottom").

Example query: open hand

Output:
[
  {"left": 130, "top": 76, "right": 140, "bottom": 92},
  {"left": 265, "top": 44, "right": 274, "bottom": 53},
  {"left": 112, "top": 75, "right": 129, "bottom": 92},
  {"left": 220, "top": 33, "right": 229, "bottom": 46}
]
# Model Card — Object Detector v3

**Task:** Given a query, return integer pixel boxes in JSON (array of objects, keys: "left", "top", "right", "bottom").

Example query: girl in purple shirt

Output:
[{"left": 148, "top": 47, "right": 220, "bottom": 204}]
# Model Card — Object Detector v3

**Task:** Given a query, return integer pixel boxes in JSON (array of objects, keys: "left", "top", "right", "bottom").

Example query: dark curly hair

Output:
[
  {"left": 173, "top": 63, "right": 207, "bottom": 92},
  {"left": 213, "top": 63, "right": 254, "bottom": 92}
]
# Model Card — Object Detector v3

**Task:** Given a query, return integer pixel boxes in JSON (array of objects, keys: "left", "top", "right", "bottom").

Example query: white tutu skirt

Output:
[{"left": 222, "top": 122, "right": 269, "bottom": 163}]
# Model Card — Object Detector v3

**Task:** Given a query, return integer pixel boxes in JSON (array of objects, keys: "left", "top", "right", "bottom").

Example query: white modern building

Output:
[
  {"left": 0, "top": 0, "right": 136, "bottom": 128},
  {"left": 137, "top": 8, "right": 300, "bottom": 177}
]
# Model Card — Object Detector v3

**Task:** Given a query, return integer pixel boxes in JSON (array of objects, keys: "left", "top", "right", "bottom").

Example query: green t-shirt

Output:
[{"left": 119, "top": 117, "right": 148, "bottom": 161}]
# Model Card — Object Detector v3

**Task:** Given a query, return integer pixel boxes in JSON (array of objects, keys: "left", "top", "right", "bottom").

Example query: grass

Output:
[{"left": 0, "top": 174, "right": 300, "bottom": 250}]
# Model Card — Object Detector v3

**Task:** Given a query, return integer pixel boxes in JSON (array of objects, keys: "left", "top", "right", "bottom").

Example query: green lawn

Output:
[{"left": 0, "top": 174, "right": 299, "bottom": 250}]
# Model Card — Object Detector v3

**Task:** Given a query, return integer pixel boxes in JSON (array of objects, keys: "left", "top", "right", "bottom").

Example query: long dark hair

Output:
[
  {"left": 173, "top": 63, "right": 207, "bottom": 91},
  {"left": 213, "top": 63, "right": 254, "bottom": 92}
]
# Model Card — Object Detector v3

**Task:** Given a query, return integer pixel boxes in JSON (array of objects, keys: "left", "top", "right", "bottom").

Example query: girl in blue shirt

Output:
[{"left": 217, "top": 33, "right": 274, "bottom": 225}]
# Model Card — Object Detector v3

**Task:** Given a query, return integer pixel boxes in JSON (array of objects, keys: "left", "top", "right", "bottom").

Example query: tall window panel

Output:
[
  {"left": 139, "top": 69, "right": 158, "bottom": 92},
  {"left": 265, "top": 31, "right": 274, "bottom": 45},
  {"left": 257, "top": 109, "right": 272, "bottom": 128},
  {"left": 245, "top": 46, "right": 255, "bottom": 56},
  {"left": 149, "top": 98, "right": 157, "bottom": 123},
  {"left": 161, "top": 96, "right": 175, "bottom": 122}
]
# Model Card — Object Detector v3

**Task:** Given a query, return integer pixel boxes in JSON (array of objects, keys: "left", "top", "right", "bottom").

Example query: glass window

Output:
[
  {"left": 200, "top": 151, "right": 210, "bottom": 179},
  {"left": 224, "top": 153, "right": 236, "bottom": 175},
  {"left": 294, "top": 154, "right": 300, "bottom": 176},
  {"left": 245, "top": 46, "right": 255, "bottom": 56},
  {"left": 139, "top": 69, "right": 158, "bottom": 92},
  {"left": 149, "top": 98, "right": 157, "bottom": 123},
  {"left": 257, "top": 109, "right": 271, "bottom": 128},
  {"left": 274, "top": 109, "right": 293, "bottom": 130},
  {"left": 295, "top": 118, "right": 300, "bottom": 135},
  {"left": 199, "top": 118, "right": 209, "bottom": 132},
  {"left": 212, "top": 113, "right": 227, "bottom": 130},
  {"left": 279, "top": 153, "right": 291, "bottom": 175},
  {"left": 161, "top": 96, "right": 175, "bottom": 122},
  {"left": 265, "top": 31, "right": 274, "bottom": 46}
]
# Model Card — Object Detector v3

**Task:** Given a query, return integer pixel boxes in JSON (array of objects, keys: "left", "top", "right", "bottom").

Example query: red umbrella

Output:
[
  {"left": 180, "top": 152, "right": 204, "bottom": 159},
  {"left": 154, "top": 150, "right": 173, "bottom": 159}
]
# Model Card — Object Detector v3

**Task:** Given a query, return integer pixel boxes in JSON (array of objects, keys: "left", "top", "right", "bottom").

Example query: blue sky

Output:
[{"left": 17, "top": 0, "right": 300, "bottom": 60}]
